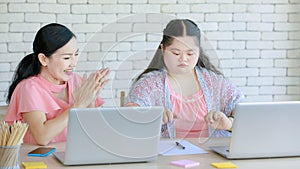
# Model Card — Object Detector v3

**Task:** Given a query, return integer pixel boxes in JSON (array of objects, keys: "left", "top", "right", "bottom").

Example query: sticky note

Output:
[
  {"left": 211, "top": 162, "right": 237, "bottom": 168},
  {"left": 22, "top": 162, "right": 47, "bottom": 169},
  {"left": 170, "top": 159, "right": 200, "bottom": 168}
]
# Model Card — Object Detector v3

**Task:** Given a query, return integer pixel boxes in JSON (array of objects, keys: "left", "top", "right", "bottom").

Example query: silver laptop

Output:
[
  {"left": 53, "top": 106, "right": 163, "bottom": 165},
  {"left": 210, "top": 101, "right": 300, "bottom": 159}
]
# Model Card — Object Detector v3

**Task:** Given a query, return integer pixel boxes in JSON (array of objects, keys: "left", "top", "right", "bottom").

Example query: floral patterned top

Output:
[{"left": 128, "top": 66, "right": 244, "bottom": 138}]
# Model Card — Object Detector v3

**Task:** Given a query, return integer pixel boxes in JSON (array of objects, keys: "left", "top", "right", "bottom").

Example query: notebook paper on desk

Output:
[{"left": 158, "top": 140, "right": 207, "bottom": 156}]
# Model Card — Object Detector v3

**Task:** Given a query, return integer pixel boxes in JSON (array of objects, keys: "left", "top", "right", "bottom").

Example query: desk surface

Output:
[{"left": 20, "top": 137, "right": 300, "bottom": 169}]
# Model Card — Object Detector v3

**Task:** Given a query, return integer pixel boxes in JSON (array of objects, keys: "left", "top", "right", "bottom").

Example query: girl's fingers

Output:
[
  {"left": 166, "top": 109, "right": 173, "bottom": 123},
  {"left": 213, "top": 111, "right": 221, "bottom": 121},
  {"left": 206, "top": 111, "right": 214, "bottom": 124},
  {"left": 162, "top": 109, "right": 173, "bottom": 124},
  {"left": 162, "top": 114, "right": 168, "bottom": 124}
]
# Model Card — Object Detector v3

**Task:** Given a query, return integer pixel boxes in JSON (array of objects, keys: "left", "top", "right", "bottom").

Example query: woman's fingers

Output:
[
  {"left": 97, "top": 68, "right": 110, "bottom": 80},
  {"left": 99, "top": 67, "right": 110, "bottom": 76},
  {"left": 73, "top": 68, "right": 110, "bottom": 107},
  {"left": 95, "top": 68, "right": 110, "bottom": 87},
  {"left": 95, "top": 79, "right": 110, "bottom": 96},
  {"left": 82, "top": 68, "right": 110, "bottom": 90}
]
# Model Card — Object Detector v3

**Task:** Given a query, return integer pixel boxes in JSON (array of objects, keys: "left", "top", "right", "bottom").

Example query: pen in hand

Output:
[{"left": 175, "top": 141, "right": 186, "bottom": 150}]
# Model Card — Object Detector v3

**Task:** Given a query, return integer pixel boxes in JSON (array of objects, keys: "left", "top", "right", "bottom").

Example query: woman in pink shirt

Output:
[
  {"left": 127, "top": 19, "right": 244, "bottom": 138},
  {"left": 4, "top": 23, "right": 110, "bottom": 145}
]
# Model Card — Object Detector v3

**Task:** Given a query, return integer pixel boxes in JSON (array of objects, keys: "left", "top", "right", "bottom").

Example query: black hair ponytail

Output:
[
  {"left": 6, "top": 23, "right": 75, "bottom": 103},
  {"left": 6, "top": 53, "right": 40, "bottom": 103}
]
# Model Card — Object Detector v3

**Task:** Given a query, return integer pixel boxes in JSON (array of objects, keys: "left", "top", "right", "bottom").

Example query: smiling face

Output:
[
  {"left": 39, "top": 37, "right": 79, "bottom": 84},
  {"left": 162, "top": 36, "right": 199, "bottom": 75}
]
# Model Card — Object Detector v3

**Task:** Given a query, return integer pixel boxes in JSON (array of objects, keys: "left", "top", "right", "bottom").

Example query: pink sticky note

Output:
[{"left": 170, "top": 159, "right": 200, "bottom": 168}]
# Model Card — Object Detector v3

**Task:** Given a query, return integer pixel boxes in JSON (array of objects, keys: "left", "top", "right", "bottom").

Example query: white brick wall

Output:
[{"left": 0, "top": 1, "right": 299, "bottom": 108}]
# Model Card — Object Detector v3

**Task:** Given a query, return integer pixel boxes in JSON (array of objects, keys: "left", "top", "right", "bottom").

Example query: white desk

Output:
[{"left": 20, "top": 137, "right": 300, "bottom": 169}]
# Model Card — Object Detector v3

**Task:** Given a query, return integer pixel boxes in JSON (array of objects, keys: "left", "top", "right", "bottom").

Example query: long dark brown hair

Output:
[
  {"left": 7, "top": 23, "right": 75, "bottom": 103},
  {"left": 136, "top": 19, "right": 222, "bottom": 81}
]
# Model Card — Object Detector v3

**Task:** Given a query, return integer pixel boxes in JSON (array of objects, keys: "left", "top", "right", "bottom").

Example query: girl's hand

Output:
[
  {"left": 205, "top": 111, "right": 232, "bottom": 130},
  {"left": 162, "top": 108, "right": 178, "bottom": 124}
]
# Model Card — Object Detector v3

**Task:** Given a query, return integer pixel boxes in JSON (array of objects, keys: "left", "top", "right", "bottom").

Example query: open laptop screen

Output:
[
  {"left": 54, "top": 106, "right": 163, "bottom": 165},
  {"left": 211, "top": 101, "right": 300, "bottom": 159}
]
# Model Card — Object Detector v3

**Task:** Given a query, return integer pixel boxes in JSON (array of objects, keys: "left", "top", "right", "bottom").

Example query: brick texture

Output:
[{"left": 0, "top": 1, "right": 299, "bottom": 108}]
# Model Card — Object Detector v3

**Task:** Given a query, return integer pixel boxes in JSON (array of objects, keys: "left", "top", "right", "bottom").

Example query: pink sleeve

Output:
[
  {"left": 95, "top": 97, "right": 104, "bottom": 107},
  {"left": 20, "top": 83, "right": 61, "bottom": 112},
  {"left": 5, "top": 80, "right": 61, "bottom": 122}
]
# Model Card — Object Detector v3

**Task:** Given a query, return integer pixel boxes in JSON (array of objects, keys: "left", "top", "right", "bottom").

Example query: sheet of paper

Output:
[{"left": 158, "top": 140, "right": 207, "bottom": 156}]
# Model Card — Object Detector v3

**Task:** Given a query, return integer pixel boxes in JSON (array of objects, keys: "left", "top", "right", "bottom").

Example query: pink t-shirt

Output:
[
  {"left": 4, "top": 73, "right": 104, "bottom": 144},
  {"left": 167, "top": 78, "right": 209, "bottom": 138}
]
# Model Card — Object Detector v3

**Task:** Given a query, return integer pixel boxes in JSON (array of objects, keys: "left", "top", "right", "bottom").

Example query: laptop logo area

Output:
[
  {"left": 210, "top": 101, "right": 300, "bottom": 159},
  {"left": 54, "top": 106, "right": 164, "bottom": 165},
  {"left": 72, "top": 107, "right": 161, "bottom": 158}
]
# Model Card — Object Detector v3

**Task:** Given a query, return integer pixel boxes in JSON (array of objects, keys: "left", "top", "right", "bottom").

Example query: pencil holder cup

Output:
[{"left": 0, "top": 145, "right": 21, "bottom": 169}]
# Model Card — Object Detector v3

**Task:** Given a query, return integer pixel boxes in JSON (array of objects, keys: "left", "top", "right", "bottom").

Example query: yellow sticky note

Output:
[
  {"left": 22, "top": 162, "right": 47, "bottom": 169},
  {"left": 211, "top": 162, "right": 237, "bottom": 168}
]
